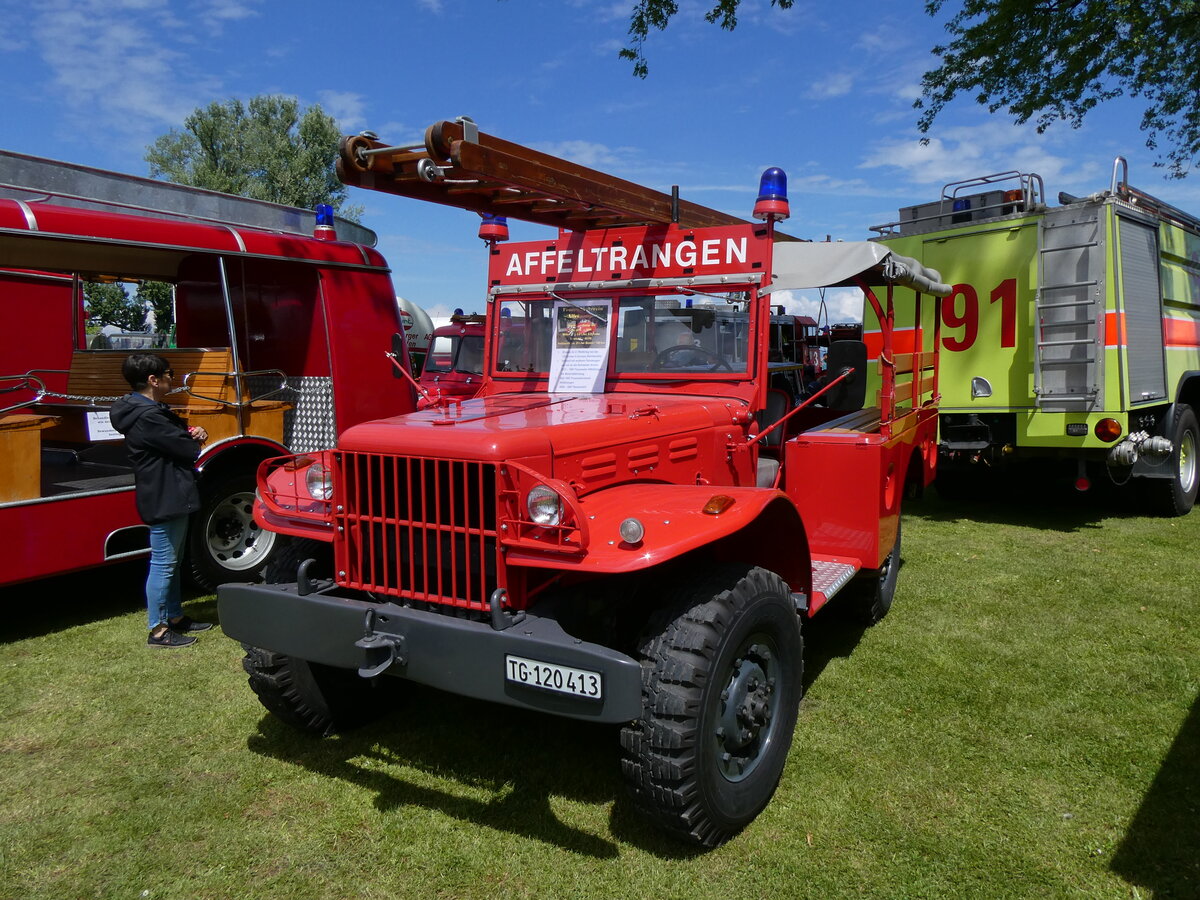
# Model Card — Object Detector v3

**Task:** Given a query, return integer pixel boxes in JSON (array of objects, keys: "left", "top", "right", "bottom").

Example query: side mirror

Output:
[{"left": 824, "top": 340, "right": 867, "bottom": 411}]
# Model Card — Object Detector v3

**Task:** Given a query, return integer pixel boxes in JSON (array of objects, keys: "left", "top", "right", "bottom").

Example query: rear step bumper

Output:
[{"left": 218, "top": 581, "right": 643, "bottom": 724}]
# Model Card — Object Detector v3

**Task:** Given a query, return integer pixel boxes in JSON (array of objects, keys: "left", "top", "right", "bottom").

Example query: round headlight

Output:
[
  {"left": 305, "top": 461, "right": 333, "bottom": 501},
  {"left": 526, "top": 485, "right": 563, "bottom": 526}
]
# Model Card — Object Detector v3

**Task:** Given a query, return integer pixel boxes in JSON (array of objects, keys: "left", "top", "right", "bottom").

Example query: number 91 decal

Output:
[{"left": 940, "top": 278, "right": 1017, "bottom": 351}]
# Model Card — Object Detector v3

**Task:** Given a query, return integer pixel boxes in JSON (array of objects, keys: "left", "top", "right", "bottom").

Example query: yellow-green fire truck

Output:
[{"left": 868, "top": 158, "right": 1200, "bottom": 516}]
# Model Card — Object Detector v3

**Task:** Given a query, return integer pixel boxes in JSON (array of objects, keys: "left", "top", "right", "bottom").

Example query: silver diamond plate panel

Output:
[
  {"left": 811, "top": 559, "right": 857, "bottom": 598},
  {"left": 246, "top": 374, "right": 335, "bottom": 452}
]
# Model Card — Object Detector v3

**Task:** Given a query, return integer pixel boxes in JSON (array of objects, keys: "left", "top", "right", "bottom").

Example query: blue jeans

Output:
[{"left": 146, "top": 516, "right": 189, "bottom": 630}]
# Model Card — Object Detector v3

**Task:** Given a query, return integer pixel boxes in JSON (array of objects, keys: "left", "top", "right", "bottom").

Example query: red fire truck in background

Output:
[
  {"left": 0, "top": 151, "right": 417, "bottom": 588},
  {"left": 218, "top": 118, "right": 947, "bottom": 846},
  {"left": 417, "top": 313, "right": 486, "bottom": 406}
]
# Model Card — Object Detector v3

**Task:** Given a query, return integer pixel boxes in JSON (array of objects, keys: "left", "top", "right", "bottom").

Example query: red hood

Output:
[{"left": 338, "top": 392, "right": 743, "bottom": 467}]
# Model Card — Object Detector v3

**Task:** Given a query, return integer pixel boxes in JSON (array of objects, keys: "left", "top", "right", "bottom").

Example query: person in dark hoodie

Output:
[{"left": 109, "top": 354, "right": 213, "bottom": 648}]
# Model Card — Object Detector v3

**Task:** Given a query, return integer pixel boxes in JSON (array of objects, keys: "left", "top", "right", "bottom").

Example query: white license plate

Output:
[{"left": 505, "top": 655, "right": 602, "bottom": 700}]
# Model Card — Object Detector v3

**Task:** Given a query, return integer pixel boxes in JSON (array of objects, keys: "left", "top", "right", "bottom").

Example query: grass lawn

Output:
[{"left": 2, "top": 481, "right": 1197, "bottom": 899}]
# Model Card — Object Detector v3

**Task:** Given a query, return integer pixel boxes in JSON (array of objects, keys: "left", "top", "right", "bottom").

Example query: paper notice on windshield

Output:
[{"left": 549, "top": 299, "right": 610, "bottom": 393}]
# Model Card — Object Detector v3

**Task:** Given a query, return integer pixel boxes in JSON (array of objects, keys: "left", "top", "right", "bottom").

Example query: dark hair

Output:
[{"left": 122, "top": 353, "right": 171, "bottom": 390}]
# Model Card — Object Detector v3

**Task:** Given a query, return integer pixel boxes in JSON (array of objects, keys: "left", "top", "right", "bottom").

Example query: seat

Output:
[{"left": 756, "top": 388, "right": 790, "bottom": 488}]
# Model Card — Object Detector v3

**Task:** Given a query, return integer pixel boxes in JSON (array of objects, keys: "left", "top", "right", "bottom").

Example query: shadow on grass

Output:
[
  {"left": 245, "top": 682, "right": 709, "bottom": 859},
  {"left": 1110, "top": 692, "right": 1200, "bottom": 897},
  {"left": 908, "top": 460, "right": 1151, "bottom": 532},
  {"left": 0, "top": 560, "right": 219, "bottom": 643},
  {"left": 241, "top": 605, "right": 862, "bottom": 860},
  {"left": 0, "top": 561, "right": 148, "bottom": 642}
]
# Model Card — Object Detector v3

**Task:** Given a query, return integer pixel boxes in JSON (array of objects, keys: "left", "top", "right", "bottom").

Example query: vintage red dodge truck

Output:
[{"left": 219, "top": 120, "right": 948, "bottom": 846}]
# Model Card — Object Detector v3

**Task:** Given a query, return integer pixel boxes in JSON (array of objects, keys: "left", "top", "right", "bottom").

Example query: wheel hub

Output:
[
  {"left": 206, "top": 491, "right": 272, "bottom": 569},
  {"left": 714, "top": 641, "right": 779, "bottom": 781}
]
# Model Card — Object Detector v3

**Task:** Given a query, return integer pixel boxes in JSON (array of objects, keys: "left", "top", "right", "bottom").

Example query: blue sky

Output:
[{"left": 2, "top": 0, "right": 1197, "bottom": 322}]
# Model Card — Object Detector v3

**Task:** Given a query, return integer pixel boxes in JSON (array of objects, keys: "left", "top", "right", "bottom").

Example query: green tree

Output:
[
  {"left": 83, "top": 282, "right": 144, "bottom": 332},
  {"left": 917, "top": 0, "right": 1199, "bottom": 178},
  {"left": 134, "top": 281, "right": 175, "bottom": 333},
  {"left": 146, "top": 95, "right": 361, "bottom": 217},
  {"left": 620, "top": 0, "right": 793, "bottom": 78}
]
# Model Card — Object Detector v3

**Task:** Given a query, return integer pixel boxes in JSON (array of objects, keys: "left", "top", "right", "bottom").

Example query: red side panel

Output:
[{"left": 0, "top": 491, "right": 144, "bottom": 586}]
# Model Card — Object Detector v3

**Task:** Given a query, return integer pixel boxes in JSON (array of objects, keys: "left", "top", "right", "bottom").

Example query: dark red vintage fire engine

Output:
[
  {"left": 0, "top": 151, "right": 416, "bottom": 588},
  {"left": 218, "top": 118, "right": 948, "bottom": 846}
]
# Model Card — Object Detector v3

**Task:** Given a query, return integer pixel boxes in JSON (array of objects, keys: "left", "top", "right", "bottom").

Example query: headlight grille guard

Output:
[
  {"left": 256, "top": 452, "right": 335, "bottom": 526},
  {"left": 498, "top": 461, "right": 588, "bottom": 555}
]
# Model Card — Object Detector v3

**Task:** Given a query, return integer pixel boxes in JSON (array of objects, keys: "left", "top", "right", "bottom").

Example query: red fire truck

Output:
[
  {"left": 417, "top": 314, "right": 486, "bottom": 406},
  {"left": 218, "top": 119, "right": 947, "bottom": 846},
  {"left": 0, "top": 151, "right": 416, "bottom": 588}
]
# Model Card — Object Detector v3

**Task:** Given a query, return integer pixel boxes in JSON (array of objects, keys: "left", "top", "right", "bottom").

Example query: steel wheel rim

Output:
[
  {"left": 206, "top": 491, "right": 275, "bottom": 571},
  {"left": 1179, "top": 427, "right": 1197, "bottom": 495},
  {"left": 712, "top": 634, "right": 782, "bottom": 783}
]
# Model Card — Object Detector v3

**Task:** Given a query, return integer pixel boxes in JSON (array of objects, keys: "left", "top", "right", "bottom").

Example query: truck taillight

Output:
[{"left": 1095, "top": 418, "right": 1123, "bottom": 442}]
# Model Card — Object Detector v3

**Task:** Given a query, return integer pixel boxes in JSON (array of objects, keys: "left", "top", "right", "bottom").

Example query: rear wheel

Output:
[
  {"left": 1144, "top": 405, "right": 1198, "bottom": 517},
  {"left": 620, "top": 565, "right": 803, "bottom": 847},
  {"left": 188, "top": 472, "right": 278, "bottom": 589},
  {"left": 847, "top": 521, "right": 901, "bottom": 626}
]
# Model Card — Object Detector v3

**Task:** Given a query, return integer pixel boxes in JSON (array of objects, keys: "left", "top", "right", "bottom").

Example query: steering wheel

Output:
[{"left": 650, "top": 344, "right": 733, "bottom": 372}]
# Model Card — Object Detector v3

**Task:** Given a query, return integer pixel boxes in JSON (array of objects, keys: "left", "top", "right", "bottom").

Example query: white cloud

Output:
[
  {"left": 772, "top": 287, "right": 864, "bottom": 324},
  {"left": 317, "top": 90, "right": 367, "bottom": 132},
  {"left": 858, "top": 119, "right": 1080, "bottom": 188},
  {"left": 198, "top": 0, "right": 261, "bottom": 28},
  {"left": 806, "top": 71, "right": 854, "bottom": 100},
  {"left": 416, "top": 0, "right": 443, "bottom": 12},
  {"left": 534, "top": 139, "right": 639, "bottom": 171}
]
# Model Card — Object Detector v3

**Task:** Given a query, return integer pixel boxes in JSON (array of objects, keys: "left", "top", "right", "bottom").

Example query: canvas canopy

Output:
[{"left": 764, "top": 241, "right": 950, "bottom": 297}]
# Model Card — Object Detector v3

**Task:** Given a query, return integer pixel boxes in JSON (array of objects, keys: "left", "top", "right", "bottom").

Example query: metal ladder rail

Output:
[{"left": 1034, "top": 220, "right": 1102, "bottom": 405}]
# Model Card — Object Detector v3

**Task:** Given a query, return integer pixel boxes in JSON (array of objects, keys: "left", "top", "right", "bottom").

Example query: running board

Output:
[{"left": 808, "top": 556, "right": 860, "bottom": 615}]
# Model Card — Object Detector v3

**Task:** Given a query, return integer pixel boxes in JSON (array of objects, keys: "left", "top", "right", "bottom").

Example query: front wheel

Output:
[
  {"left": 188, "top": 472, "right": 279, "bottom": 589},
  {"left": 620, "top": 565, "right": 803, "bottom": 847},
  {"left": 242, "top": 646, "right": 382, "bottom": 736}
]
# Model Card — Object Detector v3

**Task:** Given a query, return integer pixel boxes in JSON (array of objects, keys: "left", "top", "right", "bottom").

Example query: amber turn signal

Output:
[{"left": 702, "top": 495, "right": 736, "bottom": 515}]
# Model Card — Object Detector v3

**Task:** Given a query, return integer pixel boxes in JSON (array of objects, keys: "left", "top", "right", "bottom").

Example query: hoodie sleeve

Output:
[{"left": 131, "top": 406, "right": 202, "bottom": 465}]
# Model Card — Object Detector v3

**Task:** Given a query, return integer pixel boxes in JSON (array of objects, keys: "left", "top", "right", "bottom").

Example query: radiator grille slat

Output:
[{"left": 336, "top": 452, "right": 499, "bottom": 611}]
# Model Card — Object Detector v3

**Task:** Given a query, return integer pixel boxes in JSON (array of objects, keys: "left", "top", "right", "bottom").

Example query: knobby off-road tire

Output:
[
  {"left": 847, "top": 521, "right": 901, "bottom": 626},
  {"left": 1144, "top": 404, "right": 1199, "bottom": 517},
  {"left": 188, "top": 472, "right": 279, "bottom": 590},
  {"left": 620, "top": 565, "right": 804, "bottom": 847},
  {"left": 242, "top": 537, "right": 382, "bottom": 736}
]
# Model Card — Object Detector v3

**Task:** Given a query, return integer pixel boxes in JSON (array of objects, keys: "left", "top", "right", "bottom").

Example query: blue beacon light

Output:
[
  {"left": 753, "top": 168, "right": 790, "bottom": 222},
  {"left": 313, "top": 203, "right": 336, "bottom": 240},
  {"left": 478, "top": 213, "right": 509, "bottom": 243}
]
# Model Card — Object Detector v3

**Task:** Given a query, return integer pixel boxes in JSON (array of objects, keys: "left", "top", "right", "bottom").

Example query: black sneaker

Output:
[
  {"left": 170, "top": 616, "right": 214, "bottom": 633},
  {"left": 148, "top": 629, "right": 197, "bottom": 648}
]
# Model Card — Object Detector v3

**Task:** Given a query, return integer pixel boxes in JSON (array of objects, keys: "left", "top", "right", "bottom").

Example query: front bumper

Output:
[{"left": 218, "top": 581, "right": 643, "bottom": 724}]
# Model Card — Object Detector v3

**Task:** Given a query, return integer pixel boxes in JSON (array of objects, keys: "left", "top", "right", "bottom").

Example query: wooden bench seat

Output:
[
  {"left": 804, "top": 406, "right": 883, "bottom": 434},
  {"left": 35, "top": 348, "right": 291, "bottom": 445}
]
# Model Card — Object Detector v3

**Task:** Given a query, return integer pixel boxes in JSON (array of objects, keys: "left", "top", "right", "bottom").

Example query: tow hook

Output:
[
  {"left": 489, "top": 588, "right": 526, "bottom": 631},
  {"left": 355, "top": 608, "right": 406, "bottom": 678}
]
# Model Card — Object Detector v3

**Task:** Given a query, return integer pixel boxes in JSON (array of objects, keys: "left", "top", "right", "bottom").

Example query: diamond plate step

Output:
[{"left": 811, "top": 557, "right": 859, "bottom": 601}]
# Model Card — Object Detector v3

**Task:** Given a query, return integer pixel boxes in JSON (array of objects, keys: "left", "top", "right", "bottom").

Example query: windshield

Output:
[
  {"left": 494, "top": 294, "right": 751, "bottom": 378},
  {"left": 424, "top": 333, "right": 485, "bottom": 376}
]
